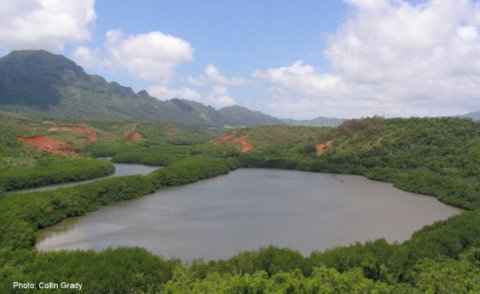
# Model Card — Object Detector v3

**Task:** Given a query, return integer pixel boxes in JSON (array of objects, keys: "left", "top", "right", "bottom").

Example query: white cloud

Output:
[
  {"left": 254, "top": 0, "right": 480, "bottom": 118},
  {"left": 73, "top": 46, "right": 99, "bottom": 68},
  {"left": 147, "top": 84, "right": 235, "bottom": 107},
  {"left": 185, "top": 64, "right": 243, "bottom": 107},
  {"left": 253, "top": 61, "right": 345, "bottom": 97},
  {"left": 73, "top": 29, "right": 194, "bottom": 84},
  {"left": 72, "top": 29, "right": 196, "bottom": 106},
  {"left": 208, "top": 86, "right": 236, "bottom": 106},
  {"left": 187, "top": 64, "right": 246, "bottom": 88},
  {"left": 148, "top": 85, "right": 200, "bottom": 100},
  {"left": 204, "top": 64, "right": 246, "bottom": 85},
  {"left": 104, "top": 29, "right": 193, "bottom": 83},
  {"left": 0, "top": 0, "right": 95, "bottom": 52}
]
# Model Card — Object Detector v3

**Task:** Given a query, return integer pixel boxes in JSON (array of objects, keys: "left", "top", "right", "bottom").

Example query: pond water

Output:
[{"left": 36, "top": 168, "right": 462, "bottom": 260}]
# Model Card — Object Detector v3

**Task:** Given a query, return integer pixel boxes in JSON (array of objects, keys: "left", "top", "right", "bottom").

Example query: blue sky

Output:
[
  {"left": 76, "top": 1, "right": 344, "bottom": 101},
  {"left": 1, "top": 0, "right": 480, "bottom": 119}
]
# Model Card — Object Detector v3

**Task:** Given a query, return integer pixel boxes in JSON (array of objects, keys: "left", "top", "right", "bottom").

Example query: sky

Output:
[{"left": 1, "top": 0, "right": 480, "bottom": 119}]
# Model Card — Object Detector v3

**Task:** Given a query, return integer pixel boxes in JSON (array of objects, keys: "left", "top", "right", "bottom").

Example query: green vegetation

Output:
[
  {"left": 1, "top": 116, "right": 480, "bottom": 292},
  {"left": 0, "top": 247, "right": 179, "bottom": 293},
  {"left": 0, "top": 157, "right": 114, "bottom": 192},
  {"left": 0, "top": 115, "right": 116, "bottom": 192}
]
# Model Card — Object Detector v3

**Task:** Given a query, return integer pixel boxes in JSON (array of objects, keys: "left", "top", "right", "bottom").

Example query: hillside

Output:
[
  {"left": 0, "top": 50, "right": 285, "bottom": 127},
  {"left": 218, "top": 105, "right": 284, "bottom": 126}
]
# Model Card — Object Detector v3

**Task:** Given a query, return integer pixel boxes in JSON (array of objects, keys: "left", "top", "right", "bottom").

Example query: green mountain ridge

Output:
[{"left": 0, "top": 50, "right": 341, "bottom": 127}]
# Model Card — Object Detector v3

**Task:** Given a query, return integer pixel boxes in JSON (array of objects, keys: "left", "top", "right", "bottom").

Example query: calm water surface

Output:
[{"left": 36, "top": 168, "right": 462, "bottom": 260}]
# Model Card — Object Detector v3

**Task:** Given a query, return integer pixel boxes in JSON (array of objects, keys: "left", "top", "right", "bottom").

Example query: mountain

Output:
[
  {"left": 282, "top": 116, "right": 344, "bottom": 127},
  {"left": 218, "top": 105, "right": 283, "bottom": 126},
  {"left": 0, "top": 50, "right": 285, "bottom": 127},
  {"left": 0, "top": 50, "right": 343, "bottom": 127},
  {"left": 461, "top": 112, "right": 480, "bottom": 120},
  {"left": 0, "top": 50, "right": 175, "bottom": 122}
]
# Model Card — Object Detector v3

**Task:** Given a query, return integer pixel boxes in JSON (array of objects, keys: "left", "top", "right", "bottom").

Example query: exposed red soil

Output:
[
  {"left": 17, "top": 135, "right": 77, "bottom": 156},
  {"left": 316, "top": 140, "right": 333, "bottom": 156},
  {"left": 48, "top": 125, "right": 98, "bottom": 142},
  {"left": 123, "top": 131, "right": 144, "bottom": 141},
  {"left": 214, "top": 132, "right": 236, "bottom": 143},
  {"left": 122, "top": 122, "right": 143, "bottom": 142},
  {"left": 213, "top": 131, "right": 253, "bottom": 152},
  {"left": 233, "top": 133, "right": 253, "bottom": 152}
]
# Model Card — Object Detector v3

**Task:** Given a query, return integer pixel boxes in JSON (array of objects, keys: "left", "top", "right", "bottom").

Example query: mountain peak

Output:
[
  {"left": 0, "top": 50, "right": 341, "bottom": 127},
  {"left": 0, "top": 50, "right": 286, "bottom": 126},
  {"left": 2, "top": 50, "right": 82, "bottom": 72},
  {"left": 0, "top": 50, "right": 91, "bottom": 109}
]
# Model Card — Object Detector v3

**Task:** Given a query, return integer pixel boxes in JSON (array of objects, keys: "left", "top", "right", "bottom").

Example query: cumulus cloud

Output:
[
  {"left": 207, "top": 86, "right": 236, "bottom": 106},
  {"left": 204, "top": 64, "right": 246, "bottom": 85},
  {"left": 73, "top": 46, "right": 100, "bottom": 68},
  {"left": 73, "top": 29, "right": 195, "bottom": 103},
  {"left": 253, "top": 61, "right": 345, "bottom": 97},
  {"left": 255, "top": 0, "right": 480, "bottom": 118},
  {"left": 105, "top": 29, "right": 193, "bottom": 83},
  {"left": 147, "top": 85, "right": 200, "bottom": 101},
  {"left": 0, "top": 0, "right": 95, "bottom": 52},
  {"left": 185, "top": 64, "right": 243, "bottom": 107},
  {"left": 188, "top": 64, "right": 246, "bottom": 87},
  {"left": 147, "top": 84, "right": 234, "bottom": 107}
]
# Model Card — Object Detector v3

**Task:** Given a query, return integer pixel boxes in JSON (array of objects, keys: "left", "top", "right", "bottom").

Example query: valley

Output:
[
  {"left": 1, "top": 50, "right": 480, "bottom": 292},
  {"left": 1, "top": 112, "right": 480, "bottom": 292}
]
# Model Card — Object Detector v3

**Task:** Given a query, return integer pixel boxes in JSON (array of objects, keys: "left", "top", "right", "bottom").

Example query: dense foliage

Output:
[
  {"left": 1, "top": 117, "right": 480, "bottom": 292},
  {"left": 0, "top": 115, "right": 116, "bottom": 192},
  {"left": 0, "top": 158, "right": 114, "bottom": 192}
]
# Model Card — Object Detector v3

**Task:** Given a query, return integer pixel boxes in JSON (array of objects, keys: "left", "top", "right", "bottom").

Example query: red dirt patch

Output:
[
  {"left": 213, "top": 131, "right": 253, "bottom": 152},
  {"left": 123, "top": 122, "right": 143, "bottom": 142},
  {"left": 233, "top": 133, "right": 253, "bottom": 152},
  {"left": 316, "top": 140, "right": 333, "bottom": 156},
  {"left": 214, "top": 132, "right": 236, "bottom": 143},
  {"left": 123, "top": 131, "right": 143, "bottom": 141},
  {"left": 17, "top": 135, "right": 77, "bottom": 156},
  {"left": 48, "top": 125, "right": 98, "bottom": 142}
]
